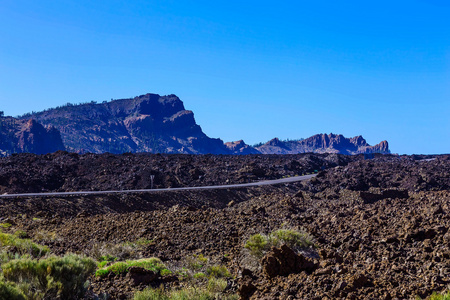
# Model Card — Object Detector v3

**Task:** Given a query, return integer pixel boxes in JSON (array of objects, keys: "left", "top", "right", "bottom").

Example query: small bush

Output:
[
  {"left": 0, "top": 232, "right": 49, "bottom": 258},
  {"left": 0, "top": 280, "right": 26, "bottom": 300},
  {"left": 244, "top": 234, "right": 268, "bottom": 257},
  {"left": 272, "top": 229, "right": 314, "bottom": 249},
  {"left": 96, "top": 257, "right": 171, "bottom": 277},
  {"left": 13, "top": 231, "right": 28, "bottom": 239},
  {"left": 206, "top": 277, "right": 227, "bottom": 293},
  {"left": 429, "top": 291, "right": 450, "bottom": 300},
  {"left": 206, "top": 265, "right": 231, "bottom": 278},
  {"left": 133, "top": 286, "right": 238, "bottom": 300},
  {"left": 244, "top": 228, "right": 314, "bottom": 258},
  {"left": 1, "top": 254, "right": 96, "bottom": 299}
]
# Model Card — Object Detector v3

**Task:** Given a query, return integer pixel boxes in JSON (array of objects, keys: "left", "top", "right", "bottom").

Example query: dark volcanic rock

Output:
[{"left": 261, "top": 245, "right": 318, "bottom": 278}]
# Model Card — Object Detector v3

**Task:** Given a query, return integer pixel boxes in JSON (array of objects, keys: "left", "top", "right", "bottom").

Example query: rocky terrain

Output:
[
  {"left": 0, "top": 151, "right": 356, "bottom": 194},
  {"left": 0, "top": 153, "right": 449, "bottom": 299},
  {"left": 0, "top": 117, "right": 64, "bottom": 157},
  {"left": 256, "top": 134, "right": 389, "bottom": 155}
]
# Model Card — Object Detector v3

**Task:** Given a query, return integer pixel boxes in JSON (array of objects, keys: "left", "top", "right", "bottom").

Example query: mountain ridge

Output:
[{"left": 0, "top": 93, "right": 391, "bottom": 156}]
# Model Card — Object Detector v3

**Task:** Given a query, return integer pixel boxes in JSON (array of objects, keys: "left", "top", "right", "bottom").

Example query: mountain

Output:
[
  {"left": 255, "top": 134, "right": 390, "bottom": 155},
  {"left": 7, "top": 93, "right": 391, "bottom": 156},
  {"left": 21, "top": 93, "right": 230, "bottom": 154},
  {"left": 0, "top": 117, "right": 65, "bottom": 157}
]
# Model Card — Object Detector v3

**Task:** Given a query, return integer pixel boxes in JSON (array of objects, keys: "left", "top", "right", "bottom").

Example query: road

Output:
[{"left": 0, "top": 174, "right": 316, "bottom": 198}]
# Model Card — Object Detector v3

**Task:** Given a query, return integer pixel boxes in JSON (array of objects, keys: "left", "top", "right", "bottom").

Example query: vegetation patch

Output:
[
  {"left": 244, "top": 228, "right": 314, "bottom": 258},
  {"left": 1, "top": 254, "right": 96, "bottom": 299},
  {"left": 427, "top": 291, "right": 450, "bottom": 300},
  {"left": 95, "top": 257, "right": 171, "bottom": 277},
  {"left": 133, "top": 283, "right": 238, "bottom": 300},
  {"left": 0, "top": 231, "right": 49, "bottom": 258}
]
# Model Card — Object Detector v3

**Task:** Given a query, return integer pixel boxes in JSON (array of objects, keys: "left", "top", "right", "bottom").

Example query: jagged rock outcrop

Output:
[
  {"left": 22, "top": 94, "right": 231, "bottom": 154},
  {"left": 225, "top": 140, "right": 260, "bottom": 154},
  {"left": 256, "top": 133, "right": 390, "bottom": 155},
  {"left": 0, "top": 117, "right": 65, "bottom": 156}
]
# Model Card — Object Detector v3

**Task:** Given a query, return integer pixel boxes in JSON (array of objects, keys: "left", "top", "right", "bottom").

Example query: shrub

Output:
[
  {"left": 206, "top": 277, "right": 227, "bottom": 293},
  {"left": 0, "top": 232, "right": 49, "bottom": 258},
  {"left": 0, "top": 280, "right": 26, "bottom": 300},
  {"left": 96, "top": 257, "right": 171, "bottom": 277},
  {"left": 133, "top": 286, "right": 238, "bottom": 300},
  {"left": 206, "top": 265, "right": 231, "bottom": 278},
  {"left": 1, "top": 254, "right": 96, "bottom": 299},
  {"left": 271, "top": 229, "right": 314, "bottom": 249},
  {"left": 429, "top": 291, "right": 450, "bottom": 300},
  {"left": 244, "top": 228, "right": 314, "bottom": 258},
  {"left": 13, "top": 231, "right": 28, "bottom": 239},
  {"left": 244, "top": 233, "right": 268, "bottom": 257}
]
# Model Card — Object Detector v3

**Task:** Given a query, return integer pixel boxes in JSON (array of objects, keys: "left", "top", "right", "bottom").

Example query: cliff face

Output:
[
  {"left": 0, "top": 117, "right": 65, "bottom": 156},
  {"left": 256, "top": 133, "right": 390, "bottom": 155},
  {"left": 23, "top": 93, "right": 230, "bottom": 154}
]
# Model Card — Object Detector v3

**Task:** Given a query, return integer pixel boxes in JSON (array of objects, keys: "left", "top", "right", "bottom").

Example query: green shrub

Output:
[
  {"left": 13, "top": 231, "right": 28, "bottom": 239},
  {"left": 0, "top": 232, "right": 49, "bottom": 258},
  {"left": 272, "top": 229, "right": 314, "bottom": 249},
  {"left": 244, "top": 228, "right": 314, "bottom": 258},
  {"left": 244, "top": 233, "right": 268, "bottom": 257},
  {"left": 96, "top": 257, "right": 171, "bottom": 277},
  {"left": 429, "top": 291, "right": 450, "bottom": 300},
  {"left": 206, "top": 277, "right": 227, "bottom": 293},
  {"left": 133, "top": 286, "right": 238, "bottom": 300},
  {"left": 99, "top": 254, "right": 117, "bottom": 262},
  {"left": 0, "top": 223, "right": 12, "bottom": 228},
  {"left": 134, "top": 287, "right": 169, "bottom": 300},
  {"left": 0, "top": 280, "right": 26, "bottom": 300},
  {"left": 206, "top": 265, "right": 231, "bottom": 278},
  {"left": 1, "top": 254, "right": 96, "bottom": 299}
]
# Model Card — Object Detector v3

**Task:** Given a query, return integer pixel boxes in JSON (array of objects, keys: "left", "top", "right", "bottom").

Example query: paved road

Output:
[{"left": 0, "top": 174, "right": 316, "bottom": 198}]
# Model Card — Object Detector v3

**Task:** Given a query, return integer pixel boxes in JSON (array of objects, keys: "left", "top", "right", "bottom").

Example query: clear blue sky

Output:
[{"left": 1, "top": 1, "right": 449, "bottom": 154}]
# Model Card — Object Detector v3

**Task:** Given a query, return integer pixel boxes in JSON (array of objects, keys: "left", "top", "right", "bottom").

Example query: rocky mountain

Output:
[
  {"left": 0, "top": 117, "right": 65, "bottom": 157},
  {"left": 21, "top": 93, "right": 230, "bottom": 154},
  {"left": 6, "top": 93, "right": 391, "bottom": 155},
  {"left": 255, "top": 133, "right": 390, "bottom": 155}
]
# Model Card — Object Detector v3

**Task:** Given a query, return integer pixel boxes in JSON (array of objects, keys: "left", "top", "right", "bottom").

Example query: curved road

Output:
[{"left": 0, "top": 174, "right": 316, "bottom": 199}]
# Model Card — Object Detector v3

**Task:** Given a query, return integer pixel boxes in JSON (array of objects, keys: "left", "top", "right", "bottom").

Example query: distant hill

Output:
[
  {"left": 255, "top": 134, "right": 390, "bottom": 155},
  {"left": 1, "top": 93, "right": 391, "bottom": 156}
]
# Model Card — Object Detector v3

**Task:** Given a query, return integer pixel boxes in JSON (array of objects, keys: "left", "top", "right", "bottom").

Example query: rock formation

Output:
[
  {"left": 22, "top": 94, "right": 230, "bottom": 154},
  {"left": 0, "top": 117, "right": 65, "bottom": 156},
  {"left": 256, "top": 133, "right": 390, "bottom": 155}
]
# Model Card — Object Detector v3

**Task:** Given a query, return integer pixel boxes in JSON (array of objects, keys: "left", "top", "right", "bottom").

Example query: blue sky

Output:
[{"left": 0, "top": 1, "right": 449, "bottom": 154}]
